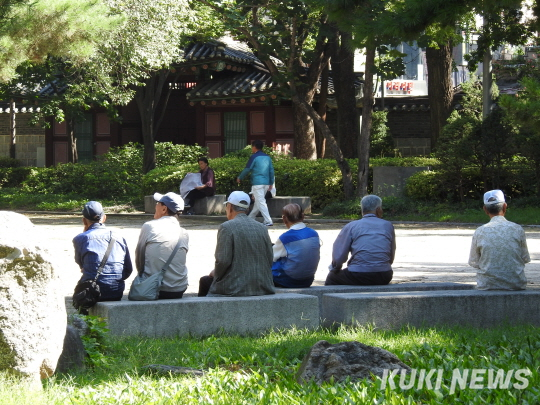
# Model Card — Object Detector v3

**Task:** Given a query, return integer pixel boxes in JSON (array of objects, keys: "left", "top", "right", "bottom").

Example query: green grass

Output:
[
  {"left": 2, "top": 325, "right": 539, "bottom": 404},
  {"left": 322, "top": 197, "right": 540, "bottom": 224}
]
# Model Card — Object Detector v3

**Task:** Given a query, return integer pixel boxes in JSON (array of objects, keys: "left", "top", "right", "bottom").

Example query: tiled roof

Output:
[
  {"left": 186, "top": 70, "right": 276, "bottom": 101},
  {"left": 184, "top": 40, "right": 268, "bottom": 72}
]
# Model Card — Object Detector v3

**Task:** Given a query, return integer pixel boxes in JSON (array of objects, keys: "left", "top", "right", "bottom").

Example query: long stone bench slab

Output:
[
  {"left": 144, "top": 195, "right": 311, "bottom": 216},
  {"left": 321, "top": 289, "right": 540, "bottom": 329},
  {"left": 275, "top": 282, "right": 474, "bottom": 313},
  {"left": 90, "top": 294, "right": 319, "bottom": 337}
]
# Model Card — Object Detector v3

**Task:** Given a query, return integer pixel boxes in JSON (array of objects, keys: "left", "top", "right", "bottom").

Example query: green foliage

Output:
[
  {"left": 75, "top": 315, "right": 110, "bottom": 368},
  {"left": 0, "top": 167, "right": 34, "bottom": 188},
  {"left": 2, "top": 325, "right": 538, "bottom": 404},
  {"left": 431, "top": 80, "right": 517, "bottom": 202},
  {"left": 0, "top": 157, "right": 22, "bottom": 168},
  {"left": 0, "top": 0, "right": 122, "bottom": 83},
  {"left": 405, "top": 170, "right": 445, "bottom": 201},
  {"left": 143, "top": 157, "right": 347, "bottom": 210},
  {"left": 18, "top": 142, "right": 207, "bottom": 199},
  {"left": 369, "top": 156, "right": 438, "bottom": 167},
  {"left": 370, "top": 111, "right": 395, "bottom": 157}
]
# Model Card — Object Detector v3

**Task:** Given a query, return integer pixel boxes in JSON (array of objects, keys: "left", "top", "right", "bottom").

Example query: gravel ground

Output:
[{"left": 21, "top": 213, "right": 540, "bottom": 297}]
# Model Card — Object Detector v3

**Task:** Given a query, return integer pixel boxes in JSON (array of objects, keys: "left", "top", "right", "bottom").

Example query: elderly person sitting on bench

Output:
[
  {"left": 272, "top": 203, "right": 320, "bottom": 288},
  {"left": 468, "top": 189, "right": 530, "bottom": 290},
  {"left": 325, "top": 194, "right": 395, "bottom": 286}
]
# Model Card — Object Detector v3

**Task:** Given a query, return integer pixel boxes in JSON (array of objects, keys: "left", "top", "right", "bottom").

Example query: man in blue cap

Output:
[
  {"left": 135, "top": 192, "right": 189, "bottom": 299},
  {"left": 73, "top": 201, "right": 133, "bottom": 306}
]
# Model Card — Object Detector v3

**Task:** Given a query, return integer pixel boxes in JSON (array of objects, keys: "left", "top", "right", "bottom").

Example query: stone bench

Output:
[
  {"left": 90, "top": 294, "right": 319, "bottom": 337},
  {"left": 275, "top": 282, "right": 474, "bottom": 313},
  {"left": 144, "top": 195, "right": 311, "bottom": 216},
  {"left": 321, "top": 289, "right": 540, "bottom": 329}
]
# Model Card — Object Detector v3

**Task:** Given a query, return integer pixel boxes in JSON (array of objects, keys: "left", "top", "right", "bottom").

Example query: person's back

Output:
[
  {"left": 135, "top": 192, "right": 189, "bottom": 299},
  {"left": 342, "top": 215, "right": 394, "bottom": 273},
  {"left": 137, "top": 216, "right": 189, "bottom": 293},
  {"left": 74, "top": 201, "right": 132, "bottom": 302},
  {"left": 272, "top": 203, "right": 320, "bottom": 288},
  {"left": 469, "top": 189, "right": 530, "bottom": 290},
  {"left": 209, "top": 213, "right": 274, "bottom": 296},
  {"left": 325, "top": 195, "right": 395, "bottom": 286}
]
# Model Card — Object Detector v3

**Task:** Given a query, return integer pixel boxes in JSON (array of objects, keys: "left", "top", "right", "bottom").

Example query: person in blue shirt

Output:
[
  {"left": 237, "top": 140, "right": 275, "bottom": 226},
  {"left": 73, "top": 201, "right": 133, "bottom": 308},
  {"left": 272, "top": 203, "right": 320, "bottom": 288},
  {"left": 325, "top": 195, "right": 395, "bottom": 286}
]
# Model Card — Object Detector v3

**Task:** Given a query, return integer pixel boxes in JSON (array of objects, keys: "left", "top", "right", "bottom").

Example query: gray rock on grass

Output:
[{"left": 296, "top": 340, "right": 410, "bottom": 384}]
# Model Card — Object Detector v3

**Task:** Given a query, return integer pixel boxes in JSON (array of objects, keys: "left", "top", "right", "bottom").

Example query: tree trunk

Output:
[
  {"left": 330, "top": 30, "right": 359, "bottom": 159},
  {"left": 357, "top": 45, "right": 376, "bottom": 197},
  {"left": 291, "top": 93, "right": 354, "bottom": 199},
  {"left": 315, "top": 63, "right": 329, "bottom": 158},
  {"left": 293, "top": 87, "right": 317, "bottom": 160},
  {"left": 426, "top": 41, "right": 454, "bottom": 151},
  {"left": 135, "top": 70, "right": 170, "bottom": 174},
  {"left": 9, "top": 99, "right": 15, "bottom": 159},
  {"left": 67, "top": 117, "right": 78, "bottom": 164}
]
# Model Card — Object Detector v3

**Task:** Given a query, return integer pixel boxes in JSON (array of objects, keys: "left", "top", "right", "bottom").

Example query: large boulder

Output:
[
  {"left": 0, "top": 211, "right": 66, "bottom": 384},
  {"left": 296, "top": 340, "right": 410, "bottom": 384}
]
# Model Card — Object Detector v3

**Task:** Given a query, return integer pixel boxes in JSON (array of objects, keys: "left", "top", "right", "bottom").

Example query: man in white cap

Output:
[
  {"left": 198, "top": 190, "right": 274, "bottom": 296},
  {"left": 135, "top": 192, "right": 189, "bottom": 299},
  {"left": 468, "top": 189, "right": 530, "bottom": 290}
]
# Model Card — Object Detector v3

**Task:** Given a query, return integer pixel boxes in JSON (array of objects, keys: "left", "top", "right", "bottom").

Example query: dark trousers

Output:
[
  {"left": 325, "top": 268, "right": 393, "bottom": 286},
  {"left": 158, "top": 289, "right": 185, "bottom": 299},
  {"left": 198, "top": 275, "right": 214, "bottom": 297},
  {"left": 184, "top": 189, "right": 207, "bottom": 207}
]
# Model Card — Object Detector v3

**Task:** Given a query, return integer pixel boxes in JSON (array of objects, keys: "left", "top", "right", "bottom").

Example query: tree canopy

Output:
[{"left": 0, "top": 0, "right": 122, "bottom": 82}]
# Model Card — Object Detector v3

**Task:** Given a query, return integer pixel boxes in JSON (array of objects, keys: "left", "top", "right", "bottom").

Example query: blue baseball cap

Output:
[
  {"left": 82, "top": 201, "right": 104, "bottom": 221},
  {"left": 154, "top": 192, "right": 184, "bottom": 213}
]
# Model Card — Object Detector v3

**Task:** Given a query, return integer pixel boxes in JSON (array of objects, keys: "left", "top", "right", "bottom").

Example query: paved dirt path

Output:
[{"left": 23, "top": 213, "right": 540, "bottom": 296}]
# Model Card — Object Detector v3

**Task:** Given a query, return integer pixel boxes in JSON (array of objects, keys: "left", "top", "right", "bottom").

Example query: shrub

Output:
[
  {"left": 370, "top": 111, "right": 395, "bottom": 157},
  {"left": 0, "top": 157, "right": 23, "bottom": 168},
  {"left": 405, "top": 170, "right": 443, "bottom": 200},
  {"left": 0, "top": 167, "right": 35, "bottom": 188},
  {"left": 143, "top": 157, "right": 348, "bottom": 209}
]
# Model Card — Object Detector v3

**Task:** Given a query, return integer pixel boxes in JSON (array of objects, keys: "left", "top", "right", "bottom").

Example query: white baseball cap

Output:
[
  {"left": 483, "top": 189, "right": 505, "bottom": 205},
  {"left": 224, "top": 191, "right": 250, "bottom": 208}
]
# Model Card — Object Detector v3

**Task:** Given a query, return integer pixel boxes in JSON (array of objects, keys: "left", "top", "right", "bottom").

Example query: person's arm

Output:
[
  {"left": 468, "top": 231, "right": 480, "bottom": 268},
  {"left": 213, "top": 225, "right": 233, "bottom": 278},
  {"left": 206, "top": 168, "right": 215, "bottom": 188},
  {"left": 269, "top": 158, "right": 275, "bottom": 186},
  {"left": 238, "top": 154, "right": 257, "bottom": 181},
  {"left": 73, "top": 235, "right": 84, "bottom": 272},
  {"left": 122, "top": 239, "right": 134, "bottom": 280},
  {"left": 134, "top": 224, "right": 150, "bottom": 274},
  {"left": 389, "top": 224, "right": 396, "bottom": 265},
  {"left": 521, "top": 228, "right": 531, "bottom": 264},
  {"left": 273, "top": 237, "right": 287, "bottom": 262},
  {"left": 330, "top": 225, "right": 352, "bottom": 271}
]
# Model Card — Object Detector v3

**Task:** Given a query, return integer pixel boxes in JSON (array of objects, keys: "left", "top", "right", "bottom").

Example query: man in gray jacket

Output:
[{"left": 198, "top": 191, "right": 275, "bottom": 296}]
